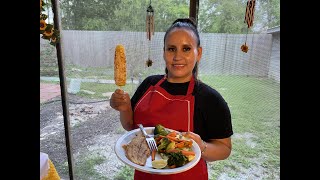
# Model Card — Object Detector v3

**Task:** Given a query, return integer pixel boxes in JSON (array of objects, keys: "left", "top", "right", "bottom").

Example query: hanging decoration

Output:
[
  {"left": 146, "top": 0, "right": 155, "bottom": 41},
  {"left": 241, "top": 0, "right": 256, "bottom": 53},
  {"left": 145, "top": 0, "right": 154, "bottom": 67},
  {"left": 40, "top": 0, "right": 60, "bottom": 46}
]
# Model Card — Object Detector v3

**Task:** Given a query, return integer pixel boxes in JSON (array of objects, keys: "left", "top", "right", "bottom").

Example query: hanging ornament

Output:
[
  {"left": 145, "top": 40, "right": 153, "bottom": 67},
  {"left": 145, "top": 0, "right": 154, "bottom": 67},
  {"left": 241, "top": 0, "right": 256, "bottom": 53},
  {"left": 146, "top": 0, "right": 155, "bottom": 41},
  {"left": 146, "top": 58, "right": 153, "bottom": 67}
]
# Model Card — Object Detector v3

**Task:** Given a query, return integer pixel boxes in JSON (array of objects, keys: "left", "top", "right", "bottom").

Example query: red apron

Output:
[{"left": 133, "top": 75, "right": 208, "bottom": 180}]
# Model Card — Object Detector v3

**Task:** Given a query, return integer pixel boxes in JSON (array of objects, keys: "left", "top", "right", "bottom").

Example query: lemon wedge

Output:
[{"left": 151, "top": 159, "right": 167, "bottom": 169}]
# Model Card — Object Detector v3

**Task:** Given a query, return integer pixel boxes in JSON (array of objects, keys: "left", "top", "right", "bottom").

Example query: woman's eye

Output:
[
  {"left": 167, "top": 48, "right": 175, "bottom": 52},
  {"left": 183, "top": 47, "right": 191, "bottom": 51}
]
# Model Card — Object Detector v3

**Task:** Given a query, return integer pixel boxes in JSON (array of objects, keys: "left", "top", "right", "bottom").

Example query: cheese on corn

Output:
[{"left": 114, "top": 44, "right": 127, "bottom": 87}]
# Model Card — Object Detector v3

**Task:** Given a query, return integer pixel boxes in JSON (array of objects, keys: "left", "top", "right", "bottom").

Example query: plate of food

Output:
[{"left": 114, "top": 124, "right": 201, "bottom": 175}]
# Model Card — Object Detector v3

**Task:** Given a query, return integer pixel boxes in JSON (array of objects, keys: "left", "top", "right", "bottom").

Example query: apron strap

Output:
[
  {"left": 186, "top": 75, "right": 195, "bottom": 95},
  {"left": 155, "top": 75, "right": 195, "bottom": 96},
  {"left": 154, "top": 75, "right": 166, "bottom": 87}
]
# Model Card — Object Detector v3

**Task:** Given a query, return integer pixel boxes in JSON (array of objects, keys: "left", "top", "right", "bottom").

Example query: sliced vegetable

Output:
[
  {"left": 157, "top": 137, "right": 170, "bottom": 151},
  {"left": 167, "top": 152, "right": 188, "bottom": 167},
  {"left": 151, "top": 149, "right": 156, "bottom": 161},
  {"left": 166, "top": 141, "right": 175, "bottom": 151},
  {"left": 154, "top": 124, "right": 169, "bottom": 136},
  {"left": 152, "top": 159, "right": 167, "bottom": 169},
  {"left": 187, "top": 155, "right": 195, "bottom": 161}
]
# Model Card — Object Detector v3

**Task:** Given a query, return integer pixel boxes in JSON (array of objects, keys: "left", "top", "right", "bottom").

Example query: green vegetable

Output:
[
  {"left": 154, "top": 124, "right": 169, "bottom": 136},
  {"left": 166, "top": 141, "right": 175, "bottom": 151},
  {"left": 159, "top": 153, "right": 169, "bottom": 160},
  {"left": 157, "top": 137, "right": 170, "bottom": 151},
  {"left": 167, "top": 152, "right": 188, "bottom": 167}
]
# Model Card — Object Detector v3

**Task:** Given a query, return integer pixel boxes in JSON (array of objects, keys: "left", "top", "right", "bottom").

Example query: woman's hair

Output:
[{"left": 164, "top": 18, "right": 200, "bottom": 80}]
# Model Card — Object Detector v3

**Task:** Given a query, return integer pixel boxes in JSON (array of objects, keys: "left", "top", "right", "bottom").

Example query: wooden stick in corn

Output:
[{"left": 114, "top": 44, "right": 127, "bottom": 89}]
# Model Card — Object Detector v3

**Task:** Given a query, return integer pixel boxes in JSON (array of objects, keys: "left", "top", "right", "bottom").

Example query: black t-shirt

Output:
[{"left": 131, "top": 75, "right": 233, "bottom": 140}]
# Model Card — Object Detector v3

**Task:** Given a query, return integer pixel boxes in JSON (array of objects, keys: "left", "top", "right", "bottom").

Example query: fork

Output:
[{"left": 138, "top": 124, "right": 158, "bottom": 152}]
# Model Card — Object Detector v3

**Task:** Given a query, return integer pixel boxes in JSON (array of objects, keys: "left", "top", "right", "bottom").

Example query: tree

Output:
[
  {"left": 198, "top": 0, "right": 247, "bottom": 33},
  {"left": 60, "top": 0, "right": 122, "bottom": 30},
  {"left": 58, "top": 0, "right": 279, "bottom": 33},
  {"left": 111, "top": 0, "right": 189, "bottom": 32},
  {"left": 256, "top": 0, "right": 280, "bottom": 30},
  {"left": 59, "top": 0, "right": 189, "bottom": 31}
]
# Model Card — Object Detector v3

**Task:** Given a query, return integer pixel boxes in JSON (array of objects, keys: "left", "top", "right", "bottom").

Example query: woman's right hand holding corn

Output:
[{"left": 110, "top": 89, "right": 131, "bottom": 112}]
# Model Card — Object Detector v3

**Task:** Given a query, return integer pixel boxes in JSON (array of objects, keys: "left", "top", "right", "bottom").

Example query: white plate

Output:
[{"left": 114, "top": 127, "right": 201, "bottom": 175}]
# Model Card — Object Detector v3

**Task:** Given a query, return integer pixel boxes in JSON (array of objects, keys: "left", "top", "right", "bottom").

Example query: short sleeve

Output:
[{"left": 194, "top": 83, "right": 233, "bottom": 140}]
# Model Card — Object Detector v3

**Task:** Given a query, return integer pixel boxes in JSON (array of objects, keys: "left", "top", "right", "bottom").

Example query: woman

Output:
[{"left": 110, "top": 18, "right": 233, "bottom": 179}]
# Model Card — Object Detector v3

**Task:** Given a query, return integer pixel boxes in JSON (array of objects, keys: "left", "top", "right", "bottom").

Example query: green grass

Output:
[
  {"left": 78, "top": 82, "right": 138, "bottom": 99},
  {"left": 113, "top": 165, "right": 134, "bottom": 180},
  {"left": 199, "top": 75, "right": 280, "bottom": 179},
  {"left": 59, "top": 152, "right": 107, "bottom": 180}
]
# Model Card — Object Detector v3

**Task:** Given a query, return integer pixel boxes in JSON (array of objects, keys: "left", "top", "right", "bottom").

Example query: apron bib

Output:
[{"left": 133, "top": 75, "right": 208, "bottom": 180}]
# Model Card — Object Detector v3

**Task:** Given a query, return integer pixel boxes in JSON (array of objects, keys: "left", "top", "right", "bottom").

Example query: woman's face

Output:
[{"left": 163, "top": 28, "right": 202, "bottom": 83}]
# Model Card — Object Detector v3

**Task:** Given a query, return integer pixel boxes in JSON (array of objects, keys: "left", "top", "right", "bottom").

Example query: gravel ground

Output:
[{"left": 40, "top": 94, "right": 127, "bottom": 179}]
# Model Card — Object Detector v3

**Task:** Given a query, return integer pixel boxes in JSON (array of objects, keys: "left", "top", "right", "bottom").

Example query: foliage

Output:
[
  {"left": 60, "top": 0, "right": 121, "bottom": 30},
  {"left": 60, "top": 0, "right": 189, "bottom": 31},
  {"left": 198, "top": 0, "right": 248, "bottom": 33},
  {"left": 55, "top": 0, "right": 279, "bottom": 33},
  {"left": 256, "top": 0, "right": 280, "bottom": 29},
  {"left": 40, "top": 0, "right": 60, "bottom": 46}
]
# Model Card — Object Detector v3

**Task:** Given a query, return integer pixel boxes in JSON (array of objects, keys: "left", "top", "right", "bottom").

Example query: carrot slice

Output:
[
  {"left": 175, "top": 142, "right": 185, "bottom": 148},
  {"left": 151, "top": 149, "right": 156, "bottom": 161},
  {"left": 166, "top": 135, "right": 179, "bottom": 142},
  {"left": 167, "top": 131, "right": 177, "bottom": 137},
  {"left": 166, "top": 149, "right": 196, "bottom": 156},
  {"left": 181, "top": 150, "right": 195, "bottom": 156}
]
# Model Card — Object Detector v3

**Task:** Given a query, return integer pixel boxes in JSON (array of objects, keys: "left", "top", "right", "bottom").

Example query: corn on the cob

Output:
[{"left": 114, "top": 44, "right": 127, "bottom": 87}]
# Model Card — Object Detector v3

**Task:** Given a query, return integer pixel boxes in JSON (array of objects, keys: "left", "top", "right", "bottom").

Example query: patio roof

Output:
[{"left": 267, "top": 26, "right": 280, "bottom": 34}]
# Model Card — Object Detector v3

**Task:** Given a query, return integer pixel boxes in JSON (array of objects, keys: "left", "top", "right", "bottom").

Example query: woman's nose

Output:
[{"left": 173, "top": 50, "right": 183, "bottom": 61}]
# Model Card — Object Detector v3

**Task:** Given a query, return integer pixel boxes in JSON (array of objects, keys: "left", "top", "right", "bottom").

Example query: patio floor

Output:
[{"left": 40, "top": 83, "right": 61, "bottom": 103}]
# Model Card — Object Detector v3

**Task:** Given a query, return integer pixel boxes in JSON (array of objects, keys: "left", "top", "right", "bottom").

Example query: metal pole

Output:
[{"left": 50, "top": 0, "right": 75, "bottom": 179}]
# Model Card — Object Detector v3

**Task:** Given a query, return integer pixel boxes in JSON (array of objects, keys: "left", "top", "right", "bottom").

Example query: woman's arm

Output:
[
  {"left": 201, "top": 137, "right": 232, "bottom": 162},
  {"left": 119, "top": 109, "right": 133, "bottom": 131}
]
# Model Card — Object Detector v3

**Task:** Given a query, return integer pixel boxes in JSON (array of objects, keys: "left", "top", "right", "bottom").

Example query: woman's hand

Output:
[
  {"left": 110, "top": 89, "right": 131, "bottom": 112},
  {"left": 181, "top": 132, "right": 205, "bottom": 151},
  {"left": 182, "top": 131, "right": 232, "bottom": 162}
]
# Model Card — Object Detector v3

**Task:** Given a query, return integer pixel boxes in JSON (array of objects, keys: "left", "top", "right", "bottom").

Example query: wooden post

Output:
[{"left": 189, "top": 0, "right": 199, "bottom": 26}]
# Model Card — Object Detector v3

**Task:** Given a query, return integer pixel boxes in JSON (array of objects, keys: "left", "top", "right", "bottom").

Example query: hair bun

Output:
[{"left": 172, "top": 18, "right": 197, "bottom": 28}]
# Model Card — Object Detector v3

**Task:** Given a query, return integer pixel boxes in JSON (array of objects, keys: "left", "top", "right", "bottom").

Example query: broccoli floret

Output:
[
  {"left": 157, "top": 137, "right": 170, "bottom": 151},
  {"left": 154, "top": 124, "right": 169, "bottom": 136},
  {"left": 167, "top": 152, "right": 188, "bottom": 167}
]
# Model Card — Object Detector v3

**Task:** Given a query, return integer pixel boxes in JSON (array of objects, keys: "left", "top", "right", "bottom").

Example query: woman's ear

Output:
[{"left": 197, "top": 46, "right": 203, "bottom": 62}]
